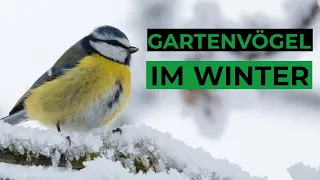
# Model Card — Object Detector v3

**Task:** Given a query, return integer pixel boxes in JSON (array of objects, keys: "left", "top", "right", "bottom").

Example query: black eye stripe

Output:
[
  {"left": 105, "top": 40, "right": 125, "bottom": 48},
  {"left": 91, "top": 37, "right": 127, "bottom": 49}
]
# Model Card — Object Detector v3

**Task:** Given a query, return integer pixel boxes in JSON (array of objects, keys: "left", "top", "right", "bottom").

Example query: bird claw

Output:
[
  {"left": 112, "top": 127, "right": 122, "bottom": 134},
  {"left": 66, "top": 136, "right": 71, "bottom": 146}
]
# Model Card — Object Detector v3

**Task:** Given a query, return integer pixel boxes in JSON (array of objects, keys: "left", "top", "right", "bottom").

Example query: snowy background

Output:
[{"left": 0, "top": 0, "right": 320, "bottom": 180}]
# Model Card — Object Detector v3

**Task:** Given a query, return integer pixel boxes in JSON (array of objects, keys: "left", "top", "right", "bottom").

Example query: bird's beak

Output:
[{"left": 127, "top": 46, "right": 139, "bottom": 54}]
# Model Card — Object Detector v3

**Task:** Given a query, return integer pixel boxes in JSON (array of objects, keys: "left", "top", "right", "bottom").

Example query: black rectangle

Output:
[{"left": 147, "top": 29, "right": 313, "bottom": 51}]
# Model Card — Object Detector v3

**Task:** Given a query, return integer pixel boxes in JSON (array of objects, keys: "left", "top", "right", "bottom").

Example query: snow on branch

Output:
[
  {"left": 0, "top": 121, "right": 102, "bottom": 170},
  {"left": 0, "top": 122, "right": 266, "bottom": 180},
  {"left": 288, "top": 163, "right": 320, "bottom": 180}
]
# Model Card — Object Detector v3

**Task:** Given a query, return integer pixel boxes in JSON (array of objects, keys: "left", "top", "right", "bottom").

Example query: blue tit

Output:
[{"left": 1, "top": 25, "right": 139, "bottom": 132}]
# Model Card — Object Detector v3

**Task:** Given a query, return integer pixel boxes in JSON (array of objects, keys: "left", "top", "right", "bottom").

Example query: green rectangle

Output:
[{"left": 146, "top": 60, "right": 312, "bottom": 89}]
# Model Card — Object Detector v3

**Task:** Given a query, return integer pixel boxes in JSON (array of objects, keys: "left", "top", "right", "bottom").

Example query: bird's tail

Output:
[{"left": 1, "top": 110, "right": 29, "bottom": 125}]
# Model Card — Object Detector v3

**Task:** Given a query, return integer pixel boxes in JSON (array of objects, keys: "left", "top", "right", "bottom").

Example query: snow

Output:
[
  {"left": 144, "top": 98, "right": 320, "bottom": 180},
  {"left": 288, "top": 163, "right": 320, "bottom": 180},
  {"left": 0, "top": 122, "right": 266, "bottom": 180},
  {"left": 4, "top": 158, "right": 316, "bottom": 180},
  {"left": 0, "top": 121, "right": 102, "bottom": 164},
  {"left": 0, "top": 158, "right": 190, "bottom": 180}
]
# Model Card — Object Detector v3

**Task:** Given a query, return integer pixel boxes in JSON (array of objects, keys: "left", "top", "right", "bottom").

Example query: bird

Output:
[{"left": 1, "top": 25, "right": 139, "bottom": 133}]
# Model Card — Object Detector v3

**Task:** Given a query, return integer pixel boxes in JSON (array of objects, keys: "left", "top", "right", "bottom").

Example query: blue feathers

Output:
[{"left": 94, "top": 25, "right": 128, "bottom": 40}]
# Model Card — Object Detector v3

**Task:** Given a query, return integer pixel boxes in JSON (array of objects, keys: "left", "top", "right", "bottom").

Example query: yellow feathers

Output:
[{"left": 24, "top": 54, "right": 131, "bottom": 127}]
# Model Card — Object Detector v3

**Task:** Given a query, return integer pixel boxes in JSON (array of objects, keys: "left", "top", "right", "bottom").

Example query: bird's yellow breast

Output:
[{"left": 24, "top": 54, "right": 131, "bottom": 129}]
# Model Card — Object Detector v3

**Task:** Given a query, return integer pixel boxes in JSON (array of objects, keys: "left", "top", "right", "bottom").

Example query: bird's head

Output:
[{"left": 82, "top": 25, "right": 139, "bottom": 66}]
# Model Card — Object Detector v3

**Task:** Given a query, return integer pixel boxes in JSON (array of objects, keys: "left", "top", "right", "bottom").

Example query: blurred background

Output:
[{"left": 0, "top": 0, "right": 319, "bottom": 180}]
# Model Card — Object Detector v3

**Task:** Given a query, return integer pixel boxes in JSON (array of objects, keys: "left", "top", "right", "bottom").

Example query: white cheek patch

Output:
[
  {"left": 89, "top": 41, "right": 128, "bottom": 63},
  {"left": 92, "top": 31, "right": 130, "bottom": 47}
]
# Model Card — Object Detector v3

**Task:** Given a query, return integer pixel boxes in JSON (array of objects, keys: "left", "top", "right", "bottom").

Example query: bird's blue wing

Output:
[
  {"left": 8, "top": 41, "right": 87, "bottom": 115},
  {"left": 9, "top": 67, "right": 67, "bottom": 115}
]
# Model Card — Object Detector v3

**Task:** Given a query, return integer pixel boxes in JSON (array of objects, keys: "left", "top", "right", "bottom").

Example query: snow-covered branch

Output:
[
  {"left": 0, "top": 121, "right": 102, "bottom": 170},
  {"left": 0, "top": 148, "right": 85, "bottom": 170},
  {"left": 0, "top": 122, "right": 266, "bottom": 180}
]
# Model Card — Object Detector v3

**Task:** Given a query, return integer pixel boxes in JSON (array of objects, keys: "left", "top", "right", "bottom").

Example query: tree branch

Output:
[
  {"left": 0, "top": 148, "right": 84, "bottom": 169},
  {"left": 0, "top": 122, "right": 263, "bottom": 180}
]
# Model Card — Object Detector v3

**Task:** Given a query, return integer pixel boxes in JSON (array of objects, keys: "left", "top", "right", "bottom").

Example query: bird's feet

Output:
[
  {"left": 112, "top": 127, "right": 122, "bottom": 134},
  {"left": 66, "top": 136, "right": 72, "bottom": 146},
  {"left": 56, "top": 122, "right": 71, "bottom": 146}
]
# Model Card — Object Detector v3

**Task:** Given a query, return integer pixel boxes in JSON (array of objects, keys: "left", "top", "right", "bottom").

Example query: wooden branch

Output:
[
  {"left": 0, "top": 123, "right": 164, "bottom": 173},
  {"left": 0, "top": 148, "right": 85, "bottom": 170},
  {"left": 0, "top": 121, "right": 103, "bottom": 171},
  {"left": 0, "top": 120, "right": 262, "bottom": 180}
]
